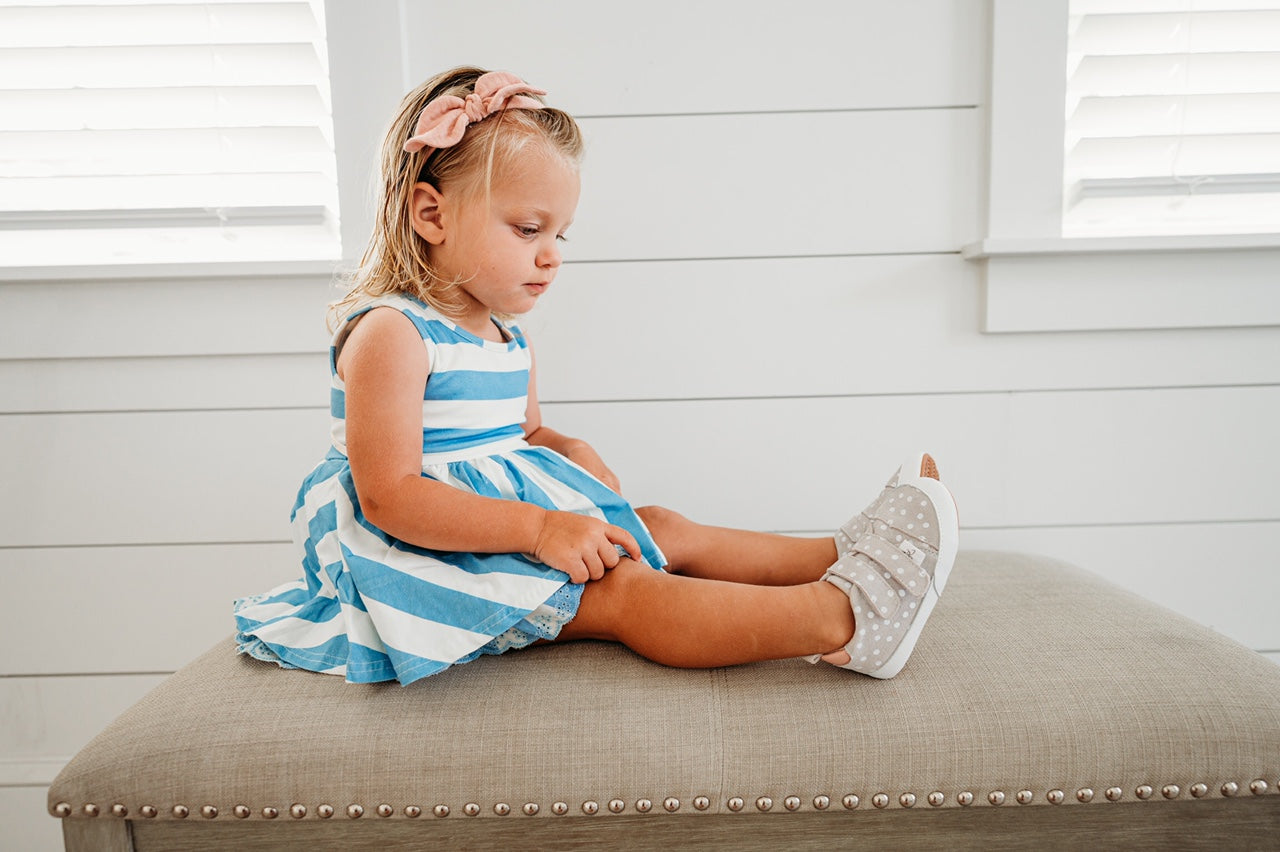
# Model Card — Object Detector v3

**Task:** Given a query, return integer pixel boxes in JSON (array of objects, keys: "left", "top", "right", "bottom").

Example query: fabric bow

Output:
[{"left": 403, "top": 71, "right": 547, "bottom": 153}]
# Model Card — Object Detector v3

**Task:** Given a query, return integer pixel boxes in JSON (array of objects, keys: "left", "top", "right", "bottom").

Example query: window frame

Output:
[{"left": 964, "top": 0, "right": 1280, "bottom": 333}]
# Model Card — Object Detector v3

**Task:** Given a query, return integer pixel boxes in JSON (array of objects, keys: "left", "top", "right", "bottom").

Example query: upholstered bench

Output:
[{"left": 49, "top": 551, "right": 1280, "bottom": 850}]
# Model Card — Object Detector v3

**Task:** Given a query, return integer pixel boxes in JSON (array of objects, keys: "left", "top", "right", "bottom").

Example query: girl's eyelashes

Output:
[{"left": 514, "top": 224, "right": 569, "bottom": 242}]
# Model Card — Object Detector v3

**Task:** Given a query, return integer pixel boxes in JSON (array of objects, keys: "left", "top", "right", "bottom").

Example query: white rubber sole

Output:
[{"left": 861, "top": 475, "right": 959, "bottom": 679}]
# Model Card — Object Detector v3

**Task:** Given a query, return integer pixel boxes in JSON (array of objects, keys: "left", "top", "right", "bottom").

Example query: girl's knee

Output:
[
  {"left": 635, "top": 505, "right": 690, "bottom": 542},
  {"left": 635, "top": 505, "right": 701, "bottom": 573}
]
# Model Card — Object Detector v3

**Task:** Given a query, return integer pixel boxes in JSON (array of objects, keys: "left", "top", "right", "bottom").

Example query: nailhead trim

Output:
[{"left": 49, "top": 776, "right": 1278, "bottom": 822}]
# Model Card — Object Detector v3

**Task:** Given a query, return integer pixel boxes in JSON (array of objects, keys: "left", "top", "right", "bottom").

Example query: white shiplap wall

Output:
[{"left": 5, "top": 2, "right": 1279, "bottom": 848}]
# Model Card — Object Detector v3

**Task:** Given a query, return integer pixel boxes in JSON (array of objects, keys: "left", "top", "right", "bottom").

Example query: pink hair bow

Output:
[{"left": 403, "top": 71, "right": 547, "bottom": 153}]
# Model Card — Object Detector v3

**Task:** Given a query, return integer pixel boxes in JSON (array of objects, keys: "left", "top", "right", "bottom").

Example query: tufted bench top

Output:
[{"left": 49, "top": 551, "right": 1280, "bottom": 850}]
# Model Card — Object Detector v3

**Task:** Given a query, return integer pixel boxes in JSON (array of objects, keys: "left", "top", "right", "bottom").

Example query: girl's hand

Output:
[
  {"left": 566, "top": 442, "right": 622, "bottom": 494},
  {"left": 533, "top": 511, "right": 641, "bottom": 583}
]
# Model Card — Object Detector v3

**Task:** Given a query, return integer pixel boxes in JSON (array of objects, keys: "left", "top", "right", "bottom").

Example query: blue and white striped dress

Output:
[{"left": 233, "top": 294, "right": 665, "bottom": 684}]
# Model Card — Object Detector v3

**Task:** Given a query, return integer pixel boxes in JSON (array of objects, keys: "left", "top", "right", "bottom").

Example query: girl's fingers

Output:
[{"left": 607, "top": 525, "right": 642, "bottom": 561}]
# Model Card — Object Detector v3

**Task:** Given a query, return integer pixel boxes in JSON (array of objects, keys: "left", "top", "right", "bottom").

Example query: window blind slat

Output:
[
  {"left": 1068, "top": 52, "right": 1280, "bottom": 97},
  {"left": 1072, "top": 10, "right": 1280, "bottom": 54},
  {"left": 0, "top": 2, "right": 318, "bottom": 48},
  {"left": 0, "top": 86, "right": 328, "bottom": 132},
  {"left": 1, "top": 127, "right": 334, "bottom": 178},
  {"left": 1070, "top": 94, "right": 1280, "bottom": 138},
  {"left": 0, "top": 44, "right": 326, "bottom": 89},
  {"left": 1068, "top": 133, "right": 1280, "bottom": 180},
  {"left": 4, "top": 172, "right": 337, "bottom": 213}
]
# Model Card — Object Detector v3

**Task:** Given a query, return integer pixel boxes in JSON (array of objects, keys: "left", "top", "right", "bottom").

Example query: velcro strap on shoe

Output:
[
  {"left": 852, "top": 532, "right": 932, "bottom": 598},
  {"left": 866, "top": 485, "right": 939, "bottom": 549},
  {"left": 825, "top": 553, "right": 899, "bottom": 620}
]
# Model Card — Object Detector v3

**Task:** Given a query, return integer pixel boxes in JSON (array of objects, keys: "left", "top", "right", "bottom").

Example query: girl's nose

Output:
[{"left": 537, "top": 241, "right": 562, "bottom": 269}]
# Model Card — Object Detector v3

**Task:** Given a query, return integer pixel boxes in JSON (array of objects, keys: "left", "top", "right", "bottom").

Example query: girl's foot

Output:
[
  {"left": 817, "top": 474, "right": 958, "bottom": 678},
  {"left": 835, "top": 452, "right": 940, "bottom": 558}
]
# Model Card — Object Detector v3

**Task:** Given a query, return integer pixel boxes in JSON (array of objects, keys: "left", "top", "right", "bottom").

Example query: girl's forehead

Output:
[{"left": 489, "top": 151, "right": 580, "bottom": 204}]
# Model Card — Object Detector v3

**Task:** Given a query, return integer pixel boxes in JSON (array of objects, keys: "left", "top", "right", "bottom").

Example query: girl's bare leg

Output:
[
  {"left": 556, "top": 559, "right": 853, "bottom": 668},
  {"left": 636, "top": 505, "right": 837, "bottom": 586}
]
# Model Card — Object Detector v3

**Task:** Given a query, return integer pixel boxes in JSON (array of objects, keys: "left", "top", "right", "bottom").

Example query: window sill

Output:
[{"left": 962, "top": 234, "right": 1280, "bottom": 333}]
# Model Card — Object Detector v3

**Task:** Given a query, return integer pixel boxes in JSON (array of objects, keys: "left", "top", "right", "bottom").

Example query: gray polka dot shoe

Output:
[
  {"left": 819, "top": 474, "right": 958, "bottom": 679},
  {"left": 835, "top": 451, "right": 940, "bottom": 558}
]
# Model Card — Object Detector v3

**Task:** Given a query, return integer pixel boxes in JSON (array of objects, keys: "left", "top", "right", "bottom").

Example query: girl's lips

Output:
[{"left": 524, "top": 282, "right": 549, "bottom": 294}]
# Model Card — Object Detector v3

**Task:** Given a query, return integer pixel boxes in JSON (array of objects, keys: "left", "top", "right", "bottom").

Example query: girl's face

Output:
[{"left": 425, "top": 147, "right": 580, "bottom": 338}]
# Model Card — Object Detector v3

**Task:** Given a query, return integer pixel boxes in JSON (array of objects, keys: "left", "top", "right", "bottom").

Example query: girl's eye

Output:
[{"left": 516, "top": 225, "right": 539, "bottom": 238}]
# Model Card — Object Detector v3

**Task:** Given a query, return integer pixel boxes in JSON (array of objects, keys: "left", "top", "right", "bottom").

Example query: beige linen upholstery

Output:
[{"left": 49, "top": 552, "right": 1280, "bottom": 850}]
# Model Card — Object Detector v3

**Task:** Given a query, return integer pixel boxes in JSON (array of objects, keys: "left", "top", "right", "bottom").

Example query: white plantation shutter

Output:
[
  {"left": 1064, "top": 0, "right": 1280, "bottom": 237},
  {"left": 0, "top": 0, "right": 340, "bottom": 268}
]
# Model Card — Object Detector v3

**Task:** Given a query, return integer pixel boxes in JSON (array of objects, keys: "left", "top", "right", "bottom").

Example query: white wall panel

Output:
[
  {"left": 0, "top": 675, "right": 167, "bottom": 779},
  {"left": 0, "top": 544, "right": 296, "bottom": 676},
  {"left": 0, "top": 409, "right": 327, "bottom": 547},
  {"left": 962, "top": 523, "right": 1280, "bottom": 652},
  {"left": 570, "top": 109, "right": 981, "bottom": 260},
  {"left": 545, "top": 387, "right": 1280, "bottom": 531},
  {"left": 6, "top": 387, "right": 1274, "bottom": 547},
  {"left": 404, "top": 0, "right": 987, "bottom": 115},
  {"left": 0, "top": 274, "right": 334, "bottom": 360},
  {"left": 7, "top": 258, "right": 1280, "bottom": 414},
  {"left": 528, "top": 256, "right": 1280, "bottom": 402},
  {"left": 0, "top": 353, "right": 327, "bottom": 415},
  {"left": 0, "top": 787, "right": 62, "bottom": 852}
]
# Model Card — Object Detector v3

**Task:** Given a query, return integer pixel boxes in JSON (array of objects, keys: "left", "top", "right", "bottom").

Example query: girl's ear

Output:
[{"left": 409, "top": 182, "right": 448, "bottom": 245}]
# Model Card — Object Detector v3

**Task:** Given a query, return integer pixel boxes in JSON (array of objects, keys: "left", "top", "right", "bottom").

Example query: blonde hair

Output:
[{"left": 329, "top": 66, "right": 584, "bottom": 329}]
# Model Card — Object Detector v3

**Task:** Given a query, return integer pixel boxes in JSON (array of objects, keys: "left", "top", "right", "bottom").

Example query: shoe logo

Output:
[{"left": 898, "top": 540, "right": 926, "bottom": 567}]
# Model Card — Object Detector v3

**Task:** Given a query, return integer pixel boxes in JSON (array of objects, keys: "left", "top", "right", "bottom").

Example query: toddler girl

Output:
[{"left": 234, "top": 67, "right": 959, "bottom": 685}]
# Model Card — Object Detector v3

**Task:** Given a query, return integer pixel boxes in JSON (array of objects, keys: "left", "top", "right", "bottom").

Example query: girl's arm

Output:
[
  {"left": 522, "top": 349, "right": 623, "bottom": 494},
  {"left": 341, "top": 308, "right": 637, "bottom": 582}
]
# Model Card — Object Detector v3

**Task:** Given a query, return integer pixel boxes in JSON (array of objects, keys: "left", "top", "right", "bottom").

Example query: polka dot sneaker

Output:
[
  {"left": 835, "top": 452, "right": 941, "bottom": 559},
  {"left": 818, "top": 475, "right": 958, "bottom": 679}
]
